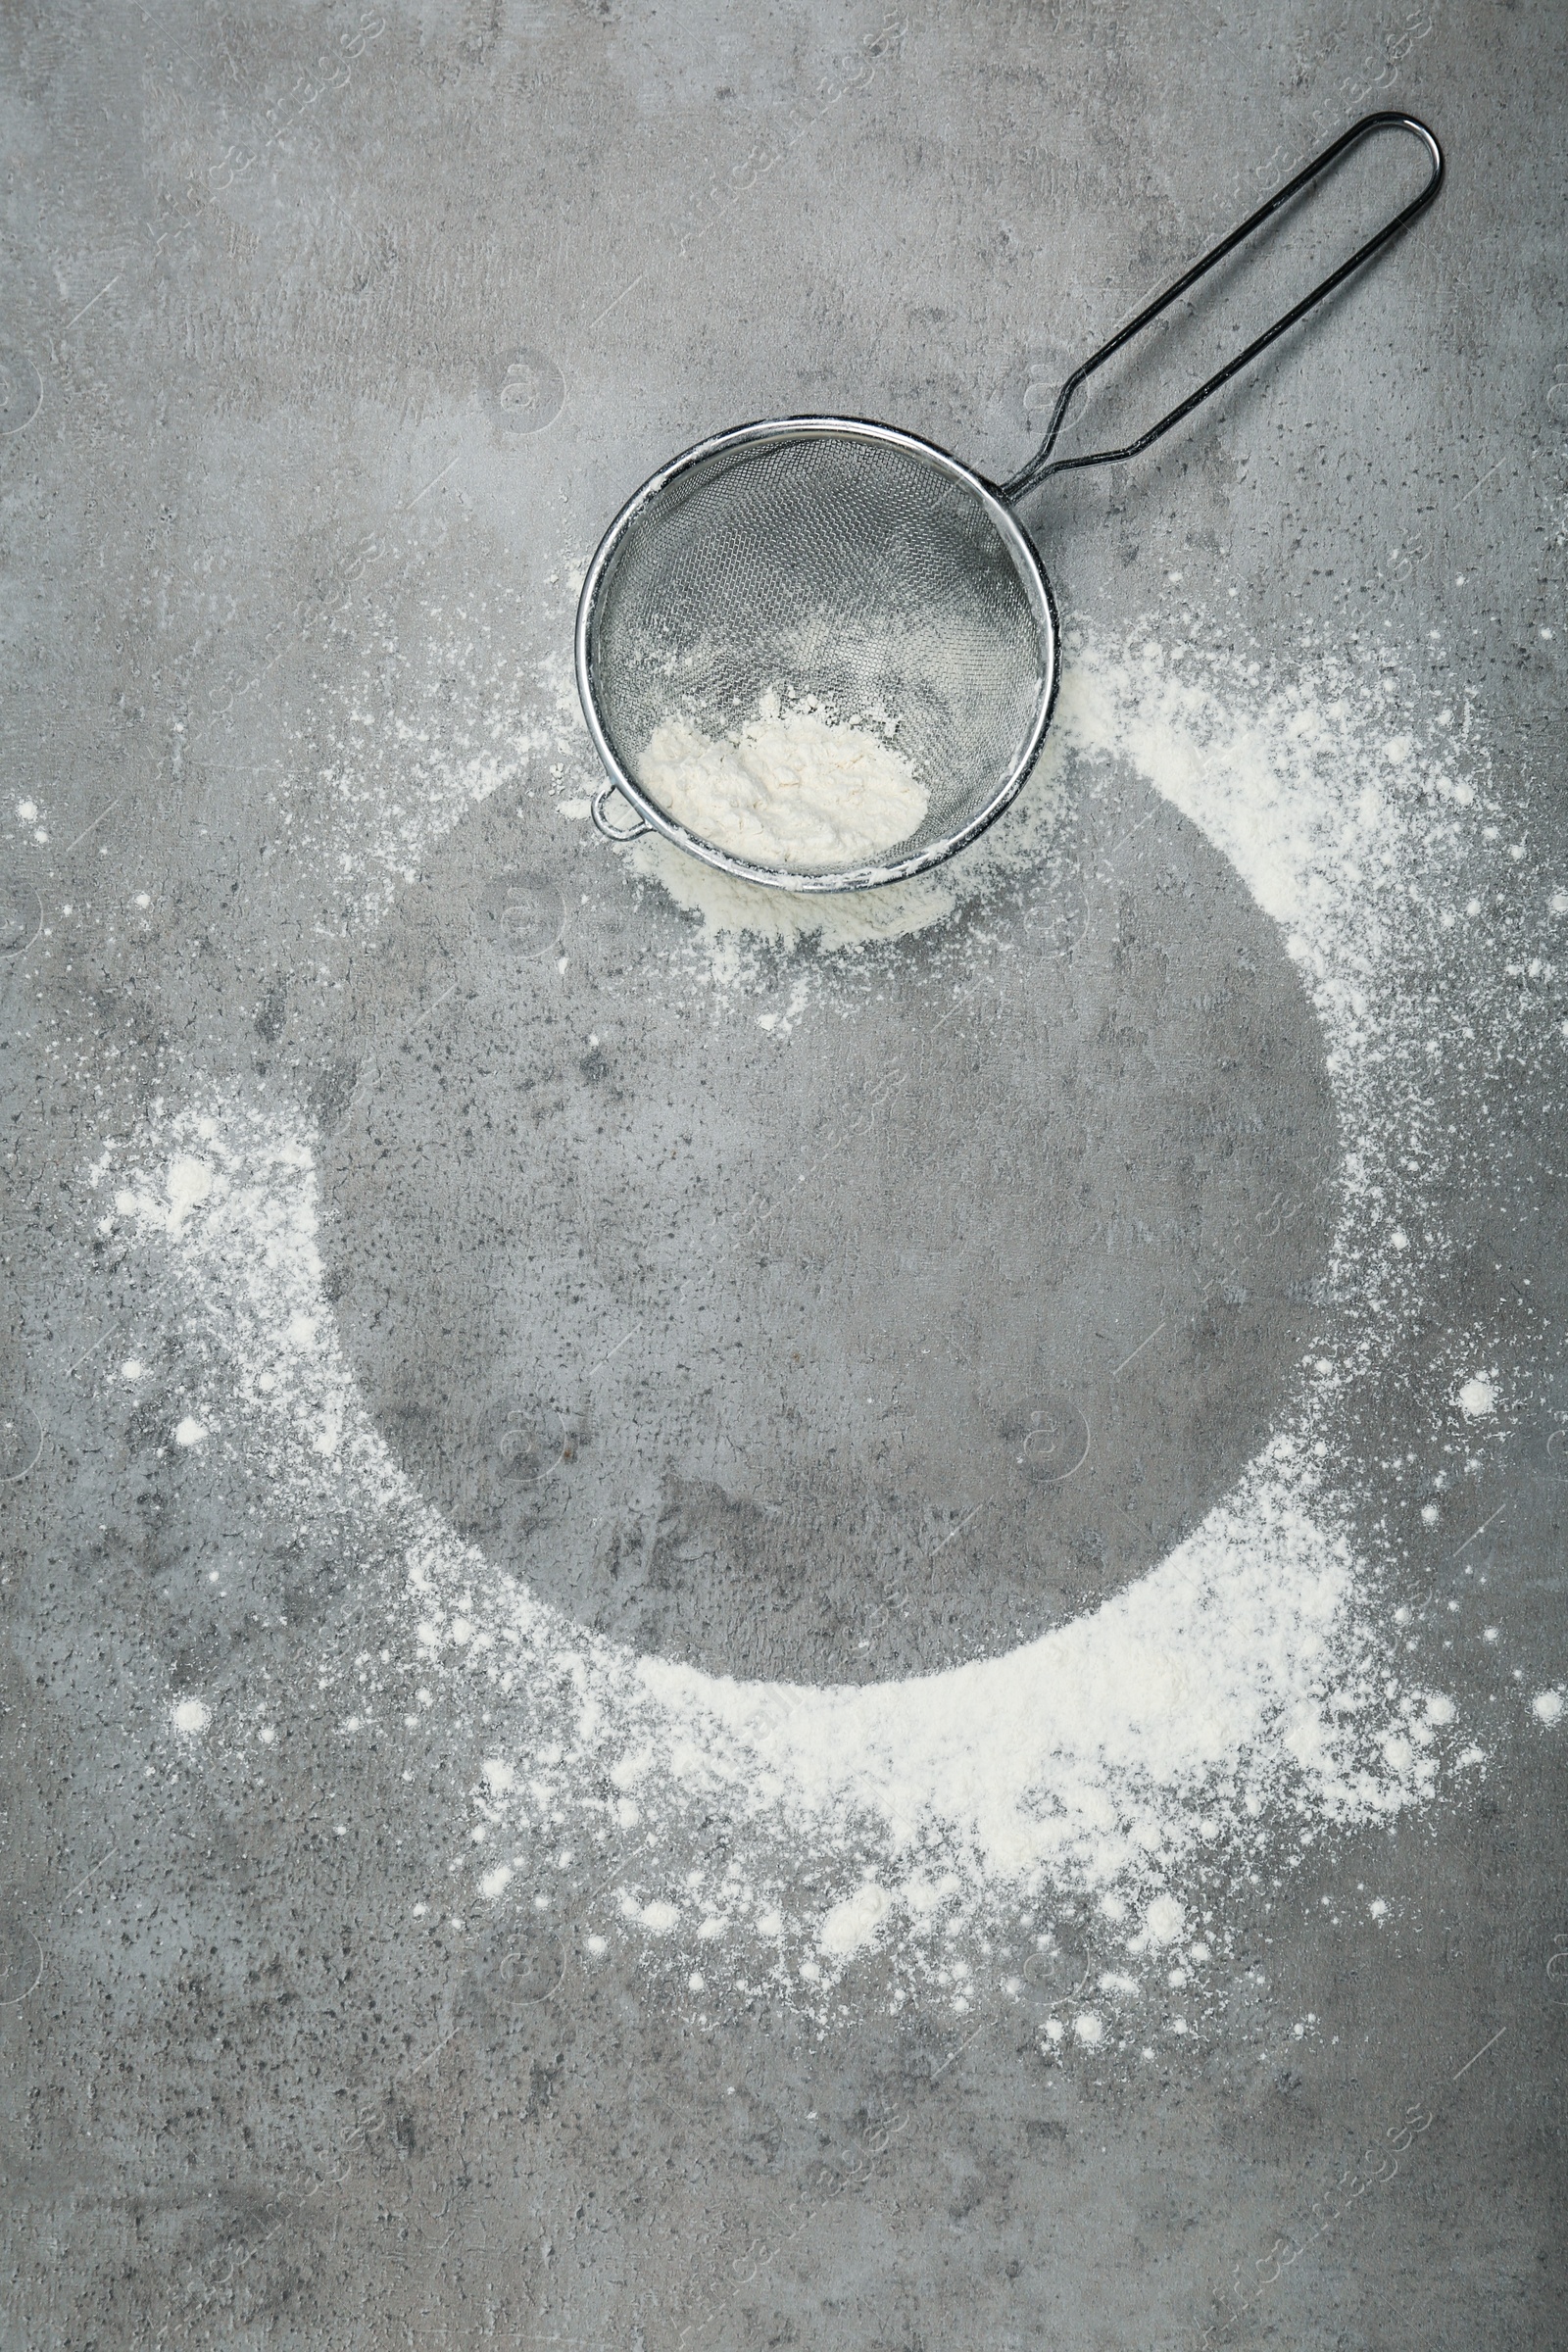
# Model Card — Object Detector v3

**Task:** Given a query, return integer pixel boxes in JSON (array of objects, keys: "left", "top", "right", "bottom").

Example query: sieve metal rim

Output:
[{"left": 574, "top": 415, "right": 1060, "bottom": 895}]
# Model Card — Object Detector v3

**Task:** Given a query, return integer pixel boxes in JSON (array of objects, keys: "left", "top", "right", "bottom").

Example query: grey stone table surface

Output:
[{"left": 1, "top": 1, "right": 1565, "bottom": 2346}]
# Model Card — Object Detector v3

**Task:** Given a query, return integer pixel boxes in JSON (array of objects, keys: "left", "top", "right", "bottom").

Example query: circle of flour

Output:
[{"left": 98, "top": 618, "right": 1521, "bottom": 2023}]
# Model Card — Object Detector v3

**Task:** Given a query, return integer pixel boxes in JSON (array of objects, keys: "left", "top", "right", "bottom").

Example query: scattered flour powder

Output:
[
  {"left": 640, "top": 694, "right": 927, "bottom": 869},
  {"left": 93, "top": 610, "right": 1558, "bottom": 2042}
]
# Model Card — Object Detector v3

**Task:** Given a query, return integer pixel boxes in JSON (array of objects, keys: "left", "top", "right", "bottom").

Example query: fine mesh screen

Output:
[{"left": 582, "top": 427, "right": 1051, "bottom": 877}]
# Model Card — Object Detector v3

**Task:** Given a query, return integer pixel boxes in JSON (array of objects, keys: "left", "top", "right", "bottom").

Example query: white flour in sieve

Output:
[
  {"left": 640, "top": 693, "right": 927, "bottom": 869},
  {"left": 93, "top": 613, "right": 1563, "bottom": 2046}
]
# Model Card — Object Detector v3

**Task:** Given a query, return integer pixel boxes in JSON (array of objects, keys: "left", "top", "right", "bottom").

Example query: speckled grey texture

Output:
[{"left": 1, "top": 2, "right": 1565, "bottom": 2346}]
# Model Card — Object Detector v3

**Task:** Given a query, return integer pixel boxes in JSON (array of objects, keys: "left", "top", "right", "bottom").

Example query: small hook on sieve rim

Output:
[{"left": 591, "top": 780, "right": 651, "bottom": 843}]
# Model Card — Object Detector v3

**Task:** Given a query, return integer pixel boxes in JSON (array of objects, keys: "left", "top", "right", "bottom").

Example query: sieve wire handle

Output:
[
  {"left": 999, "top": 113, "right": 1444, "bottom": 505},
  {"left": 591, "top": 780, "right": 651, "bottom": 842}
]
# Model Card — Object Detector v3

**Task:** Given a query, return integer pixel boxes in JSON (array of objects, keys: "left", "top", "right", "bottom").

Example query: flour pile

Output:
[
  {"left": 640, "top": 693, "right": 927, "bottom": 869},
  {"left": 92, "top": 613, "right": 1558, "bottom": 2047}
]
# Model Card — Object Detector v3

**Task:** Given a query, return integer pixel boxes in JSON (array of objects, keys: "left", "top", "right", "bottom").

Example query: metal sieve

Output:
[{"left": 577, "top": 112, "right": 1443, "bottom": 894}]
